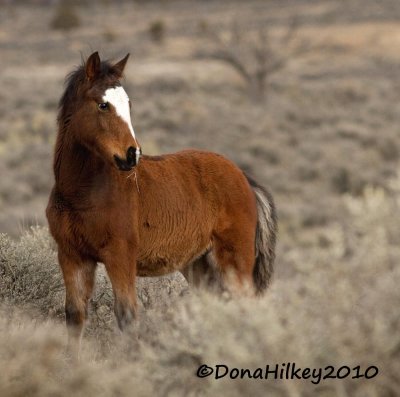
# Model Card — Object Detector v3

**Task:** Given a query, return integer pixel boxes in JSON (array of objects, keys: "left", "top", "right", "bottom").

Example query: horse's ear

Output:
[
  {"left": 113, "top": 53, "right": 130, "bottom": 78},
  {"left": 85, "top": 51, "right": 101, "bottom": 80}
]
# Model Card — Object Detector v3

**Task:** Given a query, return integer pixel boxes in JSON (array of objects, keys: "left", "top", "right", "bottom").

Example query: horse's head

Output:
[{"left": 61, "top": 51, "right": 141, "bottom": 171}]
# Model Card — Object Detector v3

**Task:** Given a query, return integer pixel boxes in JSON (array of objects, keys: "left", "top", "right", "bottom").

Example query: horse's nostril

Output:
[
  {"left": 115, "top": 147, "right": 138, "bottom": 171},
  {"left": 127, "top": 147, "right": 135, "bottom": 157},
  {"left": 127, "top": 147, "right": 135, "bottom": 165}
]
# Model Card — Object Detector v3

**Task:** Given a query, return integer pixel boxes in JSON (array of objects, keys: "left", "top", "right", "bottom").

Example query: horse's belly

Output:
[
  {"left": 136, "top": 227, "right": 211, "bottom": 277},
  {"left": 136, "top": 258, "right": 184, "bottom": 277}
]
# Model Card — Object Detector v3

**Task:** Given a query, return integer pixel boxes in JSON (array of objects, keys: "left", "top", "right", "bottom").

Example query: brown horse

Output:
[{"left": 46, "top": 52, "right": 277, "bottom": 357}]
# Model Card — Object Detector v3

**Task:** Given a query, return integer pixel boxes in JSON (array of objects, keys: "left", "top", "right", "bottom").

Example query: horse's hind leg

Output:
[
  {"left": 181, "top": 253, "right": 223, "bottom": 292},
  {"left": 58, "top": 250, "right": 97, "bottom": 360},
  {"left": 211, "top": 227, "right": 256, "bottom": 297}
]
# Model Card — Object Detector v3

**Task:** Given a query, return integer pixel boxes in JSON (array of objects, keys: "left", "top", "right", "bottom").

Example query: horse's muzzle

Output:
[{"left": 114, "top": 146, "right": 141, "bottom": 171}]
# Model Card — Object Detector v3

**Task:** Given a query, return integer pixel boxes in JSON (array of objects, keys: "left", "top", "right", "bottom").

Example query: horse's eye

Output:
[{"left": 98, "top": 102, "right": 109, "bottom": 111}]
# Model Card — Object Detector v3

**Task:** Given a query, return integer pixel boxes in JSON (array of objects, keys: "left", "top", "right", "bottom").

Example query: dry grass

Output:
[
  {"left": 1, "top": 179, "right": 400, "bottom": 396},
  {"left": 1, "top": 1, "right": 400, "bottom": 395}
]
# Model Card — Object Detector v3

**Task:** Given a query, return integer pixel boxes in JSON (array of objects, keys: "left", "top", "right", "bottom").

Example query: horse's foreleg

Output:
[
  {"left": 102, "top": 245, "right": 137, "bottom": 331},
  {"left": 58, "top": 250, "right": 97, "bottom": 360}
]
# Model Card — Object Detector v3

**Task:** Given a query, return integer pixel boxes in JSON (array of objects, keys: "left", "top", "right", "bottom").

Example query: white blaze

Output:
[{"left": 103, "top": 86, "right": 136, "bottom": 140}]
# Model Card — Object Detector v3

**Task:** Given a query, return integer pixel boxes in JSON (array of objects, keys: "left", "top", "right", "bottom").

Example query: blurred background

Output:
[
  {"left": 1, "top": 0, "right": 399, "bottom": 241},
  {"left": 1, "top": 1, "right": 400, "bottom": 396},
  {"left": 2, "top": 0, "right": 400, "bottom": 271},
  {"left": 2, "top": 0, "right": 400, "bottom": 274}
]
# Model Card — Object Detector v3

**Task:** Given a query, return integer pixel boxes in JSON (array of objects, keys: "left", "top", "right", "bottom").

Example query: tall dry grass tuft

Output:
[{"left": 1, "top": 177, "right": 400, "bottom": 396}]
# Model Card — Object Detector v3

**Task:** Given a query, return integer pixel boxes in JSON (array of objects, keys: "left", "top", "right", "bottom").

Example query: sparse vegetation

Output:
[
  {"left": 1, "top": 0, "right": 400, "bottom": 395},
  {"left": 331, "top": 167, "right": 352, "bottom": 194},
  {"left": 202, "top": 19, "right": 308, "bottom": 100},
  {"left": 1, "top": 182, "right": 399, "bottom": 396},
  {"left": 103, "top": 27, "right": 117, "bottom": 43},
  {"left": 148, "top": 19, "right": 166, "bottom": 43},
  {"left": 50, "top": 1, "right": 80, "bottom": 31},
  {"left": 378, "top": 137, "right": 399, "bottom": 162}
]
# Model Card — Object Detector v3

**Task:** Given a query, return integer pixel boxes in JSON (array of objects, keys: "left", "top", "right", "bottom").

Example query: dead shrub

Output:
[
  {"left": 201, "top": 19, "right": 309, "bottom": 100},
  {"left": 378, "top": 138, "right": 399, "bottom": 162},
  {"left": 50, "top": 1, "right": 80, "bottom": 31},
  {"left": 149, "top": 19, "right": 166, "bottom": 43}
]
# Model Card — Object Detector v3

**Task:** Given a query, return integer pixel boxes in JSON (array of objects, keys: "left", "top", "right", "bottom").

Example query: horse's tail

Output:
[{"left": 245, "top": 174, "right": 277, "bottom": 295}]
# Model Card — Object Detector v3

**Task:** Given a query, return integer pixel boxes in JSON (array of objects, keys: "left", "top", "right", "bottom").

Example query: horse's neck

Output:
[{"left": 54, "top": 133, "right": 106, "bottom": 204}]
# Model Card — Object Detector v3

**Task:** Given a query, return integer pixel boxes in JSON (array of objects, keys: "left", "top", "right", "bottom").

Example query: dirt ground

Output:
[{"left": 0, "top": 1, "right": 399, "bottom": 396}]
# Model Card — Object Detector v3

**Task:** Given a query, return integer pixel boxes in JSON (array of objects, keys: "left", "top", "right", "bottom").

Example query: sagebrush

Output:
[{"left": 1, "top": 182, "right": 399, "bottom": 396}]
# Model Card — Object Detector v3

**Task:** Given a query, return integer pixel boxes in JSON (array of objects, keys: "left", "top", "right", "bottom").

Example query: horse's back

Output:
[{"left": 138, "top": 149, "right": 255, "bottom": 216}]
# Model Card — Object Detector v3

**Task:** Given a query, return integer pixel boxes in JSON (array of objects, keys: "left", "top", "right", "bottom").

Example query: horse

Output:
[{"left": 46, "top": 51, "right": 277, "bottom": 358}]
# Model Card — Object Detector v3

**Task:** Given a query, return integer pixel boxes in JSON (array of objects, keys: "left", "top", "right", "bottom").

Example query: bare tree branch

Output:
[{"left": 201, "top": 18, "right": 309, "bottom": 100}]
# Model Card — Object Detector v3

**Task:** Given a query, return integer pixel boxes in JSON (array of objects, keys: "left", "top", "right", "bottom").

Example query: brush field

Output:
[{"left": 0, "top": 1, "right": 399, "bottom": 396}]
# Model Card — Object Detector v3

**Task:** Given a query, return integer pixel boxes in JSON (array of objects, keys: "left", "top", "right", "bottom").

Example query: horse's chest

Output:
[{"left": 59, "top": 207, "right": 134, "bottom": 258}]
